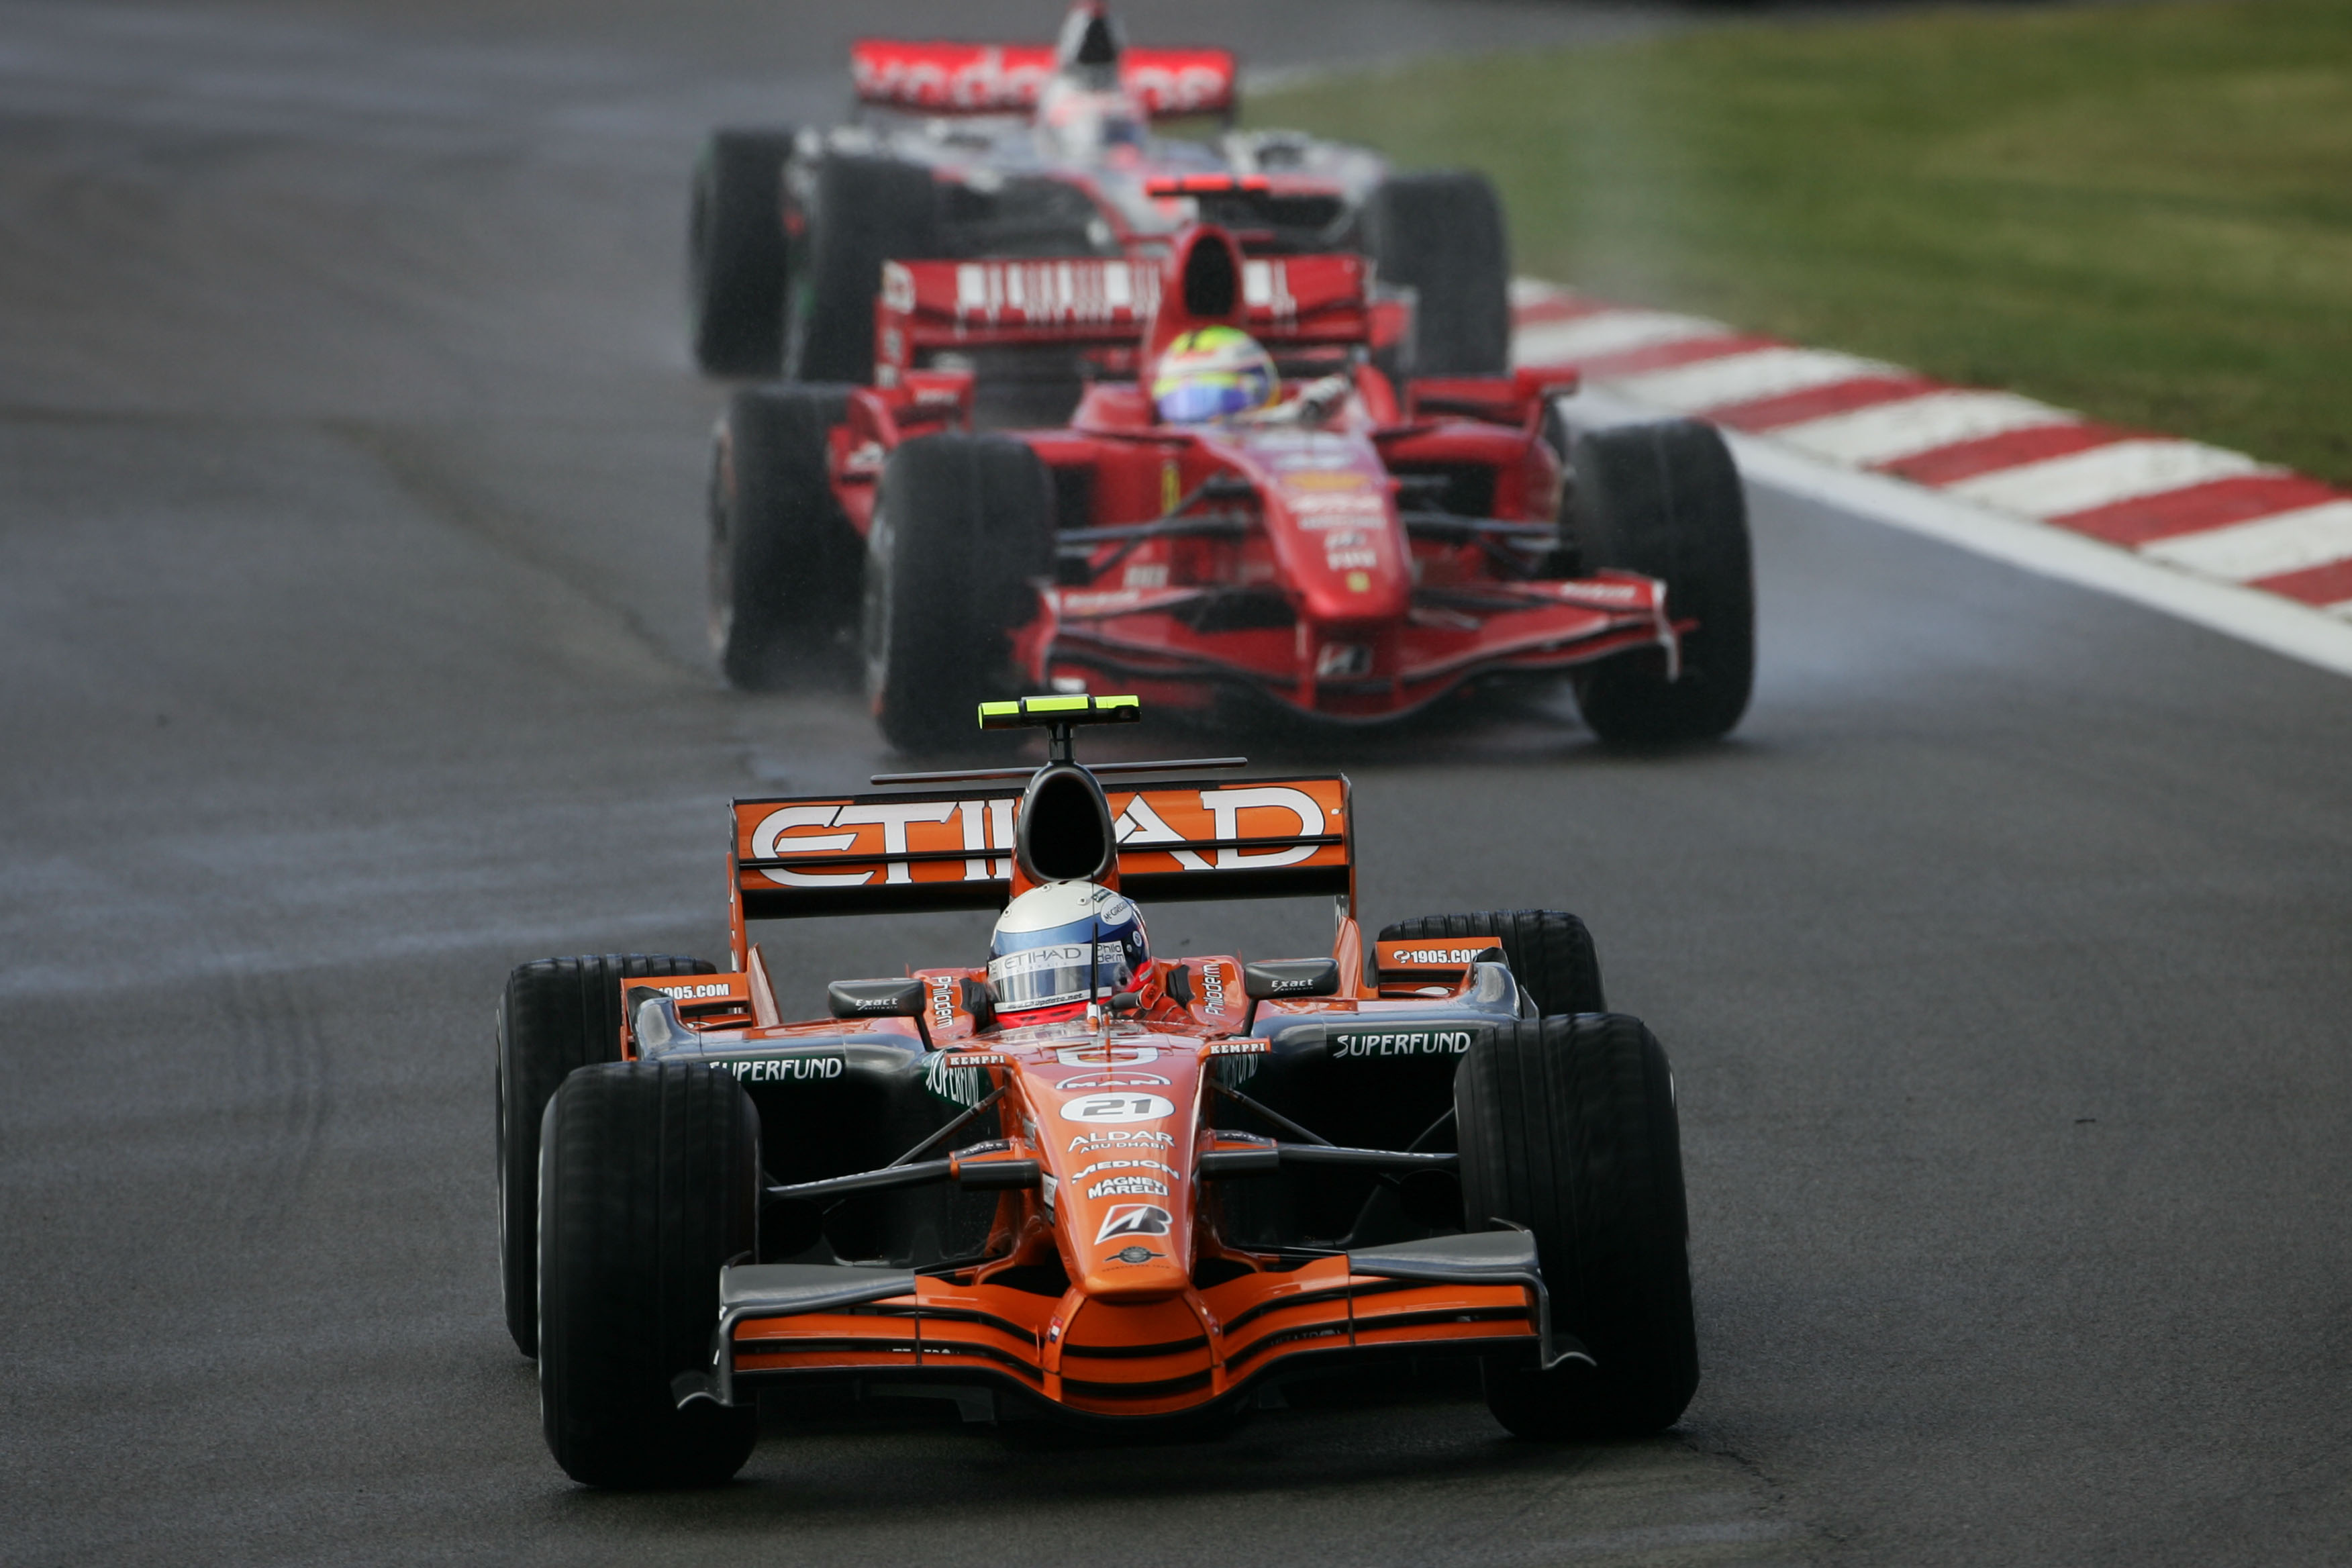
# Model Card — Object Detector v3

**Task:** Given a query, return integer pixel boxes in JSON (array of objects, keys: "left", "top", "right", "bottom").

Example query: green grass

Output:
[{"left": 1255, "top": 0, "right": 2352, "bottom": 485}]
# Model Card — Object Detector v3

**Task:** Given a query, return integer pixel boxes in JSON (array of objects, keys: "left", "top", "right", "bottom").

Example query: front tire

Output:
[
  {"left": 1456, "top": 1014, "right": 1698, "bottom": 1438},
  {"left": 1361, "top": 170, "right": 1511, "bottom": 376},
  {"left": 1378, "top": 910, "right": 1604, "bottom": 1017},
  {"left": 689, "top": 128, "right": 794, "bottom": 377},
  {"left": 709, "top": 383, "right": 859, "bottom": 689},
  {"left": 497, "top": 954, "right": 714, "bottom": 1357},
  {"left": 538, "top": 1061, "right": 761, "bottom": 1487},
  {"left": 783, "top": 153, "right": 939, "bottom": 385},
  {"left": 862, "top": 434, "right": 1055, "bottom": 752},
  {"left": 1570, "top": 419, "right": 1755, "bottom": 744}
]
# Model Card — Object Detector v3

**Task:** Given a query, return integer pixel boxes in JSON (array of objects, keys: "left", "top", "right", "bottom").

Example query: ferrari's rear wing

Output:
[
  {"left": 874, "top": 252, "right": 1375, "bottom": 384},
  {"left": 850, "top": 40, "right": 1237, "bottom": 118},
  {"left": 728, "top": 775, "right": 1352, "bottom": 926}
]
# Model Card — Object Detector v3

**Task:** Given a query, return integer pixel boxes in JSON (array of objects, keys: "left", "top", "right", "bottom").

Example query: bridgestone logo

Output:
[
  {"left": 1093, "top": 1203, "right": 1172, "bottom": 1243},
  {"left": 1328, "top": 1031, "right": 1477, "bottom": 1059},
  {"left": 714, "top": 1056, "right": 845, "bottom": 1082}
]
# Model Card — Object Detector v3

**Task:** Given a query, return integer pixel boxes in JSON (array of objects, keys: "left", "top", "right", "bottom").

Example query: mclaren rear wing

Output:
[
  {"left": 727, "top": 775, "right": 1353, "bottom": 945},
  {"left": 850, "top": 40, "right": 1237, "bottom": 119}
]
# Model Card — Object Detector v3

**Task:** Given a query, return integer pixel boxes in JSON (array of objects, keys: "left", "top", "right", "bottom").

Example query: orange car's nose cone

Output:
[{"left": 1030, "top": 1035, "right": 1199, "bottom": 1299}]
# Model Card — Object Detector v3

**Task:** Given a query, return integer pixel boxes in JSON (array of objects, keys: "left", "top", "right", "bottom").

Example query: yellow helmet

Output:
[{"left": 1152, "top": 326, "right": 1277, "bottom": 423}]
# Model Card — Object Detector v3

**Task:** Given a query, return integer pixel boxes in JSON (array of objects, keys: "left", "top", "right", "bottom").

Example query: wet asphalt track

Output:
[{"left": 4, "top": 2, "right": 2351, "bottom": 1563}]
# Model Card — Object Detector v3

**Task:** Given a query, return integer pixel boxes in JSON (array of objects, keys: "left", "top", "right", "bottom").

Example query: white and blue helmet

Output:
[{"left": 987, "top": 881, "right": 1152, "bottom": 1018}]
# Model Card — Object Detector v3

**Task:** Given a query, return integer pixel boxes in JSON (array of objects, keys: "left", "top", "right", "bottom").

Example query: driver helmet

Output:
[
  {"left": 1037, "top": 77, "right": 1148, "bottom": 162},
  {"left": 987, "top": 881, "right": 1152, "bottom": 1022},
  {"left": 1152, "top": 326, "right": 1278, "bottom": 424},
  {"left": 1043, "top": 8, "right": 1142, "bottom": 162}
]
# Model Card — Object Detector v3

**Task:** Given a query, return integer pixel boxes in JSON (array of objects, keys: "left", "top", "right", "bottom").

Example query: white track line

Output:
[
  {"left": 1728, "top": 432, "right": 2352, "bottom": 677},
  {"left": 1947, "top": 439, "right": 2273, "bottom": 520},
  {"left": 1509, "top": 277, "right": 1574, "bottom": 310},
  {"left": 1509, "top": 309, "right": 1731, "bottom": 369},
  {"left": 1603, "top": 346, "right": 1901, "bottom": 413},
  {"left": 2137, "top": 500, "right": 2352, "bottom": 582},
  {"left": 1555, "top": 385, "right": 2352, "bottom": 679},
  {"left": 1771, "top": 389, "right": 2077, "bottom": 467}
]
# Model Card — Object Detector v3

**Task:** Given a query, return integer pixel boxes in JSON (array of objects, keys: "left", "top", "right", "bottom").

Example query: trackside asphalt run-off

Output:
[{"left": 1512, "top": 281, "right": 2352, "bottom": 678}]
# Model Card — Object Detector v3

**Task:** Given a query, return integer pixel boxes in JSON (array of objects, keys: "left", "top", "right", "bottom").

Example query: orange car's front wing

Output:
[{"left": 694, "top": 1235, "right": 1589, "bottom": 1422}]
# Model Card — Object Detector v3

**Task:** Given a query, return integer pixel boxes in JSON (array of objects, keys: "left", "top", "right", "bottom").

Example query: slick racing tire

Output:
[
  {"left": 709, "top": 383, "right": 859, "bottom": 689},
  {"left": 689, "top": 128, "right": 794, "bottom": 377},
  {"left": 1456, "top": 1014, "right": 1698, "bottom": 1439},
  {"left": 863, "top": 433, "right": 1055, "bottom": 752},
  {"left": 1569, "top": 419, "right": 1755, "bottom": 744},
  {"left": 1361, "top": 170, "right": 1511, "bottom": 376},
  {"left": 538, "top": 1060, "right": 761, "bottom": 1487},
  {"left": 783, "top": 152, "right": 939, "bottom": 385},
  {"left": 1379, "top": 910, "right": 1604, "bottom": 1018},
  {"left": 497, "top": 953, "right": 715, "bottom": 1358}
]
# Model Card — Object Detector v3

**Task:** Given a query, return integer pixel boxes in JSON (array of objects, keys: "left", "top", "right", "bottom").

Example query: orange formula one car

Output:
[{"left": 495, "top": 697, "right": 1698, "bottom": 1485}]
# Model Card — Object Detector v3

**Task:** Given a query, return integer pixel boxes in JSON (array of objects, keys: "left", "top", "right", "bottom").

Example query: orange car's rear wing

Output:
[
  {"left": 729, "top": 775, "right": 1352, "bottom": 930},
  {"left": 849, "top": 40, "right": 1237, "bottom": 118},
  {"left": 873, "top": 252, "right": 1375, "bottom": 384}
]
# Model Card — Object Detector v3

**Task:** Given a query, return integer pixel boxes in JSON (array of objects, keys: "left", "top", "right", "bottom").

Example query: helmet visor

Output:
[
  {"left": 989, "top": 936, "right": 1136, "bottom": 1014},
  {"left": 1156, "top": 374, "right": 1261, "bottom": 424}
]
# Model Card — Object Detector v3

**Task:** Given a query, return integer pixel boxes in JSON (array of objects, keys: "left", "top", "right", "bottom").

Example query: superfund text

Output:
[{"left": 1329, "top": 1030, "right": 1479, "bottom": 1058}]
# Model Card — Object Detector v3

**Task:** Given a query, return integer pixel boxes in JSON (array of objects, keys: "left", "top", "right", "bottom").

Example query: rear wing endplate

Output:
[{"left": 730, "top": 775, "right": 1352, "bottom": 927}]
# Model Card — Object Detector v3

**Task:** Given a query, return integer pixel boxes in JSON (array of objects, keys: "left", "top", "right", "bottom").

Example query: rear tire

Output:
[
  {"left": 709, "top": 383, "right": 859, "bottom": 689},
  {"left": 783, "top": 154, "right": 938, "bottom": 385},
  {"left": 1570, "top": 420, "right": 1755, "bottom": 744},
  {"left": 1378, "top": 910, "right": 1603, "bottom": 1017},
  {"left": 1456, "top": 1015, "right": 1697, "bottom": 1438},
  {"left": 862, "top": 434, "right": 1055, "bottom": 752},
  {"left": 497, "top": 954, "right": 714, "bottom": 1358},
  {"left": 1361, "top": 170, "right": 1511, "bottom": 376},
  {"left": 538, "top": 1061, "right": 761, "bottom": 1487},
  {"left": 689, "top": 128, "right": 794, "bottom": 377}
]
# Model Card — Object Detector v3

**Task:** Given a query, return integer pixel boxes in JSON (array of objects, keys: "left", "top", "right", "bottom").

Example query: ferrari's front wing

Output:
[{"left": 1021, "top": 574, "right": 1680, "bottom": 722}]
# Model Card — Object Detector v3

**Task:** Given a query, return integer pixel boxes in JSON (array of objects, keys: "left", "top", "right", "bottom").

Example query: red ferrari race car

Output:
[
  {"left": 708, "top": 221, "right": 1753, "bottom": 748},
  {"left": 495, "top": 695, "right": 1698, "bottom": 1485},
  {"left": 689, "top": 3, "right": 1511, "bottom": 386}
]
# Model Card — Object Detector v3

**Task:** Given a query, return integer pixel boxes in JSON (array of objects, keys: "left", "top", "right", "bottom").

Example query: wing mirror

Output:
[
  {"left": 828, "top": 979, "right": 927, "bottom": 1020},
  {"left": 1241, "top": 959, "right": 1340, "bottom": 1001}
]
